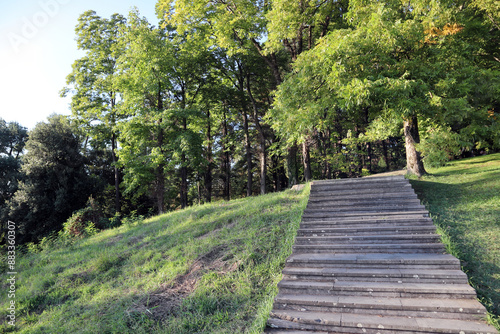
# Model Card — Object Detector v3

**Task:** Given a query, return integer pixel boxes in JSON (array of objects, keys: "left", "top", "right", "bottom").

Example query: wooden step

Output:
[
  {"left": 277, "top": 280, "right": 477, "bottom": 298},
  {"left": 297, "top": 225, "right": 437, "bottom": 237},
  {"left": 295, "top": 234, "right": 441, "bottom": 245},
  {"left": 309, "top": 187, "right": 417, "bottom": 197},
  {"left": 300, "top": 219, "right": 435, "bottom": 229},
  {"left": 303, "top": 205, "right": 426, "bottom": 214},
  {"left": 285, "top": 253, "right": 461, "bottom": 269},
  {"left": 292, "top": 243, "right": 445, "bottom": 254},
  {"left": 282, "top": 267, "right": 468, "bottom": 284},
  {"left": 311, "top": 181, "right": 411, "bottom": 192},
  {"left": 268, "top": 310, "right": 497, "bottom": 334},
  {"left": 273, "top": 294, "right": 486, "bottom": 320},
  {"left": 312, "top": 176, "right": 405, "bottom": 185},
  {"left": 302, "top": 211, "right": 429, "bottom": 221},
  {"left": 306, "top": 198, "right": 422, "bottom": 208},
  {"left": 308, "top": 192, "right": 419, "bottom": 201}
]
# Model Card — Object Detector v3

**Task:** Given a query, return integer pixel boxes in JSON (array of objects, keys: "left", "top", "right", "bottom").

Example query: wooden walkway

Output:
[{"left": 266, "top": 175, "right": 498, "bottom": 334}]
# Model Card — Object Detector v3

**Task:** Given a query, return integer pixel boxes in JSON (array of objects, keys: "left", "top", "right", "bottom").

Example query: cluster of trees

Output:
[{"left": 1, "top": 0, "right": 498, "bottom": 243}]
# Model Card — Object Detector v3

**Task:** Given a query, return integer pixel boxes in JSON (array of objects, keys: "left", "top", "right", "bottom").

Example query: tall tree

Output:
[
  {"left": 62, "top": 10, "right": 126, "bottom": 213},
  {"left": 269, "top": 0, "right": 500, "bottom": 177},
  {"left": 117, "top": 11, "right": 206, "bottom": 211},
  {"left": 159, "top": 0, "right": 288, "bottom": 193},
  {"left": 5, "top": 115, "right": 94, "bottom": 243},
  {"left": 265, "top": 0, "right": 350, "bottom": 182},
  {"left": 0, "top": 119, "right": 28, "bottom": 217}
]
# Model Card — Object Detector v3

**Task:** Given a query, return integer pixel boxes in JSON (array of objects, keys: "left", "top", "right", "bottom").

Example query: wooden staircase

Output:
[{"left": 265, "top": 175, "right": 498, "bottom": 334}]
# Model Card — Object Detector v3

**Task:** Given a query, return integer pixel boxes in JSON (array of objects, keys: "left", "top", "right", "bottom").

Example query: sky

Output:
[{"left": 0, "top": 0, "right": 159, "bottom": 130}]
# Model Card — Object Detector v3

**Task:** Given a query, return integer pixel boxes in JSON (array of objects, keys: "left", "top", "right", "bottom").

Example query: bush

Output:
[
  {"left": 418, "top": 126, "right": 463, "bottom": 167},
  {"left": 62, "top": 207, "right": 98, "bottom": 238}
]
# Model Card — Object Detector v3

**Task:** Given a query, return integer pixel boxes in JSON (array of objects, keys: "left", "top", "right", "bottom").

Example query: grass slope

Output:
[
  {"left": 410, "top": 153, "right": 500, "bottom": 329},
  {"left": 0, "top": 186, "right": 309, "bottom": 333}
]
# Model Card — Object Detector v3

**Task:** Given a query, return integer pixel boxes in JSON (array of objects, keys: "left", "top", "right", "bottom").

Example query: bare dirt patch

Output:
[{"left": 128, "top": 245, "right": 240, "bottom": 321}]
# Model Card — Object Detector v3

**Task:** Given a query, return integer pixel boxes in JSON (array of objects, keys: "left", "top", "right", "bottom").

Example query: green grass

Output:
[
  {"left": 0, "top": 185, "right": 310, "bottom": 334},
  {"left": 409, "top": 153, "right": 500, "bottom": 329}
]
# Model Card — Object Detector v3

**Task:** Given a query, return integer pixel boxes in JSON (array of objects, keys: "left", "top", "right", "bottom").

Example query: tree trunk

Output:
[
  {"left": 382, "top": 139, "right": 390, "bottom": 171},
  {"left": 222, "top": 107, "right": 231, "bottom": 201},
  {"left": 205, "top": 109, "right": 212, "bottom": 202},
  {"left": 287, "top": 144, "right": 299, "bottom": 186},
  {"left": 366, "top": 142, "right": 373, "bottom": 173},
  {"left": 156, "top": 86, "right": 165, "bottom": 214},
  {"left": 180, "top": 116, "right": 188, "bottom": 209},
  {"left": 155, "top": 165, "right": 165, "bottom": 214},
  {"left": 404, "top": 116, "right": 426, "bottom": 177},
  {"left": 111, "top": 132, "right": 120, "bottom": 214},
  {"left": 302, "top": 140, "right": 312, "bottom": 182},
  {"left": 246, "top": 73, "right": 266, "bottom": 195},
  {"left": 243, "top": 109, "right": 252, "bottom": 197},
  {"left": 180, "top": 158, "right": 188, "bottom": 208}
]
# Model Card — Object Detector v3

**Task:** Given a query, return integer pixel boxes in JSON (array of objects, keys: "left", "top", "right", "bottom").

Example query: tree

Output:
[
  {"left": 62, "top": 10, "right": 126, "bottom": 213},
  {"left": 159, "top": 0, "right": 289, "bottom": 193},
  {"left": 116, "top": 11, "right": 206, "bottom": 212},
  {"left": 269, "top": 0, "right": 499, "bottom": 177},
  {"left": 5, "top": 115, "right": 95, "bottom": 243},
  {"left": 0, "top": 119, "right": 28, "bottom": 218}
]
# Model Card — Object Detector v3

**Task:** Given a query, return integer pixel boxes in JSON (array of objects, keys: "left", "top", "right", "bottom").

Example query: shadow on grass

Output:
[{"left": 410, "top": 178, "right": 500, "bottom": 320}]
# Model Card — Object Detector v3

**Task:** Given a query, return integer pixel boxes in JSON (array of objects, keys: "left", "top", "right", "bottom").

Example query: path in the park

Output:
[{"left": 265, "top": 175, "right": 498, "bottom": 334}]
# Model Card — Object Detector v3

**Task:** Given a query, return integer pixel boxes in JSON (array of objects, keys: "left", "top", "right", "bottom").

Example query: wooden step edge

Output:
[{"left": 268, "top": 310, "right": 498, "bottom": 334}]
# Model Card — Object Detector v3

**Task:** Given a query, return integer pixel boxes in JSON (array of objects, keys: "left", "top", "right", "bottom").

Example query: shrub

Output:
[
  {"left": 418, "top": 126, "right": 463, "bottom": 167},
  {"left": 62, "top": 207, "right": 96, "bottom": 238}
]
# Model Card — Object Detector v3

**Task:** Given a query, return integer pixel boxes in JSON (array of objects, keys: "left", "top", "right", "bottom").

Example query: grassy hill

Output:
[
  {"left": 0, "top": 186, "right": 309, "bottom": 333},
  {"left": 410, "top": 153, "right": 500, "bottom": 329}
]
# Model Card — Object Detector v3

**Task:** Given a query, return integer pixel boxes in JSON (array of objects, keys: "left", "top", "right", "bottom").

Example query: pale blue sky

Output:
[{"left": 0, "top": 0, "right": 159, "bottom": 129}]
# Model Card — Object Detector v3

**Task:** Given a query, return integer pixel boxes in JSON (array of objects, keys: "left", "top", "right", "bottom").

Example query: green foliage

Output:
[
  {"left": 62, "top": 208, "right": 100, "bottom": 239},
  {"left": 0, "top": 119, "right": 28, "bottom": 222},
  {"left": 4, "top": 115, "right": 96, "bottom": 243},
  {"left": 417, "top": 125, "right": 463, "bottom": 167},
  {"left": 268, "top": 0, "right": 499, "bottom": 175},
  {"left": 0, "top": 185, "right": 309, "bottom": 333},
  {"left": 159, "top": 0, "right": 267, "bottom": 56},
  {"left": 265, "top": 0, "right": 348, "bottom": 56},
  {"left": 62, "top": 10, "right": 127, "bottom": 215}
]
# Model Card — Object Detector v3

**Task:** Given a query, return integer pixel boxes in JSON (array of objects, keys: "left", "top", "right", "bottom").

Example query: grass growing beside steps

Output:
[
  {"left": 409, "top": 153, "right": 500, "bottom": 330},
  {"left": 0, "top": 185, "right": 309, "bottom": 334}
]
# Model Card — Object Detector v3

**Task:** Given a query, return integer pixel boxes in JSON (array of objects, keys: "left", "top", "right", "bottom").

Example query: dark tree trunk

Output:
[
  {"left": 363, "top": 107, "right": 372, "bottom": 173},
  {"left": 246, "top": 73, "right": 266, "bottom": 195},
  {"left": 111, "top": 132, "right": 120, "bottom": 214},
  {"left": 287, "top": 144, "right": 299, "bottom": 186},
  {"left": 205, "top": 109, "right": 213, "bottom": 202},
  {"left": 180, "top": 159, "right": 188, "bottom": 208},
  {"left": 382, "top": 140, "right": 389, "bottom": 171},
  {"left": 222, "top": 109, "right": 231, "bottom": 201},
  {"left": 155, "top": 86, "right": 165, "bottom": 214},
  {"left": 366, "top": 142, "right": 373, "bottom": 173},
  {"left": 404, "top": 116, "right": 426, "bottom": 177},
  {"left": 236, "top": 61, "right": 253, "bottom": 197},
  {"left": 155, "top": 165, "right": 165, "bottom": 214},
  {"left": 180, "top": 117, "right": 188, "bottom": 209},
  {"left": 302, "top": 140, "right": 312, "bottom": 182},
  {"left": 243, "top": 109, "right": 253, "bottom": 197},
  {"left": 319, "top": 127, "right": 332, "bottom": 179}
]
